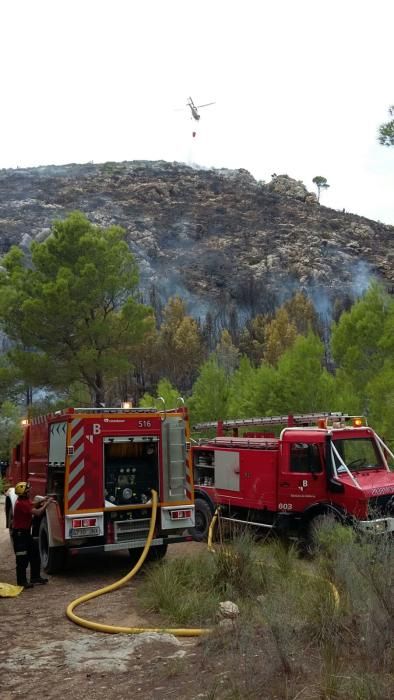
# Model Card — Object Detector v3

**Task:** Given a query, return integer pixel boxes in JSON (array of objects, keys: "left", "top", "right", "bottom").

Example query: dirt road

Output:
[{"left": 0, "top": 502, "right": 214, "bottom": 700}]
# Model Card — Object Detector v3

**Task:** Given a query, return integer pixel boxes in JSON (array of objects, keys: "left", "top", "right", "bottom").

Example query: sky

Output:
[{"left": 0, "top": 0, "right": 393, "bottom": 224}]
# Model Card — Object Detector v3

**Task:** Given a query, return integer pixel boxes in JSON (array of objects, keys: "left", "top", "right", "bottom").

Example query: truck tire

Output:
[
  {"left": 128, "top": 544, "right": 168, "bottom": 565},
  {"left": 147, "top": 544, "right": 168, "bottom": 561},
  {"left": 39, "top": 518, "right": 66, "bottom": 574},
  {"left": 128, "top": 547, "right": 144, "bottom": 565},
  {"left": 191, "top": 498, "right": 213, "bottom": 542}
]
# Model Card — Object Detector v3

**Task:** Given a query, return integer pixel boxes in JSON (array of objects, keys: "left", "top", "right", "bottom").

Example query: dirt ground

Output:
[{"left": 0, "top": 500, "right": 228, "bottom": 700}]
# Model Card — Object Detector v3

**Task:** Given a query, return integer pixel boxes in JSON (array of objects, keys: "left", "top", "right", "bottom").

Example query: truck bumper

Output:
[
  {"left": 358, "top": 517, "right": 394, "bottom": 534},
  {"left": 68, "top": 533, "right": 192, "bottom": 555}
]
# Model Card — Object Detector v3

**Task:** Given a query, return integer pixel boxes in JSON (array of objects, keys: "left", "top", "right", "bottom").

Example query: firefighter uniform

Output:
[
  {"left": 12, "top": 499, "right": 41, "bottom": 587},
  {"left": 12, "top": 482, "right": 50, "bottom": 588}
]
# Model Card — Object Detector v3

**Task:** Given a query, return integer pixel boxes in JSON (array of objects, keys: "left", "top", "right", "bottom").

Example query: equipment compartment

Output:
[
  {"left": 104, "top": 437, "right": 159, "bottom": 506},
  {"left": 193, "top": 448, "right": 215, "bottom": 487}
]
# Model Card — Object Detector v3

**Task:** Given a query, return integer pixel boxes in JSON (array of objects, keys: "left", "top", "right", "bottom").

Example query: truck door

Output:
[{"left": 278, "top": 434, "right": 327, "bottom": 514}]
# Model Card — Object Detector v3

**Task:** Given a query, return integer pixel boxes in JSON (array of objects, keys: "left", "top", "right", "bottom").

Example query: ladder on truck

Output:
[{"left": 193, "top": 412, "right": 364, "bottom": 435}]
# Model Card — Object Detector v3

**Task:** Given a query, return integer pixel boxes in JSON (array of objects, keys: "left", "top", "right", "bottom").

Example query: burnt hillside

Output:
[{"left": 0, "top": 161, "right": 392, "bottom": 319}]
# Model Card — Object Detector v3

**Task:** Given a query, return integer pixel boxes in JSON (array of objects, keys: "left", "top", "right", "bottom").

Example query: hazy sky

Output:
[{"left": 1, "top": 0, "right": 393, "bottom": 224}]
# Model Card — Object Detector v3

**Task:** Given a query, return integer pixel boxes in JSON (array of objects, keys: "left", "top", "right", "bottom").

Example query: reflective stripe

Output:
[
  {"left": 69, "top": 492, "right": 86, "bottom": 511},
  {"left": 68, "top": 419, "right": 86, "bottom": 510},
  {"left": 69, "top": 458, "right": 84, "bottom": 483},
  {"left": 16, "top": 551, "right": 28, "bottom": 556},
  {"left": 72, "top": 425, "right": 84, "bottom": 447},
  {"left": 68, "top": 475, "right": 85, "bottom": 501}
]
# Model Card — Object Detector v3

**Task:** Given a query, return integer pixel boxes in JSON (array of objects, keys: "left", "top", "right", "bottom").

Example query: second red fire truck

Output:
[{"left": 191, "top": 413, "right": 394, "bottom": 545}]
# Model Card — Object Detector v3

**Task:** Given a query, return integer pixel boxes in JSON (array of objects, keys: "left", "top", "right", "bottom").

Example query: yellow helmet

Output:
[{"left": 15, "top": 481, "right": 30, "bottom": 496}]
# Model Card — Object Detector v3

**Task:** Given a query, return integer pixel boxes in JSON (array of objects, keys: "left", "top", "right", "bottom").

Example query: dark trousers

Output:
[{"left": 12, "top": 529, "right": 41, "bottom": 585}]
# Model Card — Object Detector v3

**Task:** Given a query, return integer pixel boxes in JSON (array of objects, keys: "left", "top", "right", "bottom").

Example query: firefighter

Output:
[{"left": 12, "top": 482, "right": 54, "bottom": 589}]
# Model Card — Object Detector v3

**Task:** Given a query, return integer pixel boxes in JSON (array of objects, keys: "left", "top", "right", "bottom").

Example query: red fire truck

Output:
[
  {"left": 190, "top": 413, "right": 394, "bottom": 545},
  {"left": 5, "top": 406, "right": 194, "bottom": 573}
]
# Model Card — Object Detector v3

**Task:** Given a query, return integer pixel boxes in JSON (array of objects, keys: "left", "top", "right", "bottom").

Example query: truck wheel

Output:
[
  {"left": 39, "top": 519, "right": 66, "bottom": 574},
  {"left": 191, "top": 498, "right": 213, "bottom": 542},
  {"left": 147, "top": 544, "right": 168, "bottom": 561},
  {"left": 128, "top": 544, "right": 168, "bottom": 565}
]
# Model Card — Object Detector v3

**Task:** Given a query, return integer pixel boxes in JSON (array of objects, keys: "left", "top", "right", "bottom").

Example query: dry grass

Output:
[{"left": 139, "top": 524, "right": 394, "bottom": 699}]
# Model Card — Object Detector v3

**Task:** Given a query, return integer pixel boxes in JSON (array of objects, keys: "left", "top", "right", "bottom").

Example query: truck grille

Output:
[
  {"left": 114, "top": 518, "right": 151, "bottom": 543},
  {"left": 368, "top": 494, "right": 394, "bottom": 517}
]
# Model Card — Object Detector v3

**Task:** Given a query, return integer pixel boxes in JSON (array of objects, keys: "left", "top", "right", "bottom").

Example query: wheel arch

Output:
[
  {"left": 41, "top": 502, "right": 65, "bottom": 548},
  {"left": 302, "top": 502, "right": 347, "bottom": 528},
  {"left": 193, "top": 488, "right": 216, "bottom": 514}
]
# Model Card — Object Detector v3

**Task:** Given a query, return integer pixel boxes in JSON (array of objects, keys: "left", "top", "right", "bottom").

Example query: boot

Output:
[{"left": 30, "top": 576, "right": 48, "bottom": 584}]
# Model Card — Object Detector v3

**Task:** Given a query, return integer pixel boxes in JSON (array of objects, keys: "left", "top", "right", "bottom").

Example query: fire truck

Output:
[
  {"left": 5, "top": 406, "right": 195, "bottom": 573},
  {"left": 190, "top": 413, "right": 394, "bottom": 545}
]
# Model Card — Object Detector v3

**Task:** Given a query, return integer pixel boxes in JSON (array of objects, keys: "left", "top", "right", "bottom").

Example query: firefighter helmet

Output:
[{"left": 15, "top": 481, "right": 30, "bottom": 496}]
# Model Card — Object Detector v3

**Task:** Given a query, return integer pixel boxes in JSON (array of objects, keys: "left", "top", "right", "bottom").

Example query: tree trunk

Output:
[{"left": 94, "top": 372, "right": 105, "bottom": 407}]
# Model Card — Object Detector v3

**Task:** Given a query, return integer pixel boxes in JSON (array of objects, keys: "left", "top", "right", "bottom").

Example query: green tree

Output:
[
  {"left": 367, "top": 366, "right": 394, "bottom": 441},
  {"left": 227, "top": 356, "right": 258, "bottom": 417},
  {"left": 283, "top": 291, "right": 320, "bottom": 336},
  {"left": 331, "top": 285, "right": 389, "bottom": 397},
  {"left": 0, "top": 212, "right": 153, "bottom": 406},
  {"left": 0, "top": 401, "right": 22, "bottom": 460},
  {"left": 273, "top": 332, "right": 335, "bottom": 414},
  {"left": 264, "top": 308, "right": 298, "bottom": 366},
  {"left": 238, "top": 314, "right": 268, "bottom": 365},
  {"left": 363, "top": 298, "right": 394, "bottom": 436},
  {"left": 139, "top": 378, "right": 181, "bottom": 410},
  {"left": 215, "top": 330, "right": 239, "bottom": 376},
  {"left": 241, "top": 333, "right": 334, "bottom": 418},
  {"left": 0, "top": 354, "right": 24, "bottom": 403},
  {"left": 189, "top": 357, "right": 229, "bottom": 425},
  {"left": 157, "top": 297, "right": 204, "bottom": 390},
  {"left": 378, "top": 105, "right": 394, "bottom": 146},
  {"left": 312, "top": 175, "right": 330, "bottom": 202},
  {"left": 242, "top": 361, "right": 278, "bottom": 416}
]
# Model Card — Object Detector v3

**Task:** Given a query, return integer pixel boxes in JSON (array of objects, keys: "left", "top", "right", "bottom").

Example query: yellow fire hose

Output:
[{"left": 66, "top": 490, "right": 209, "bottom": 636}]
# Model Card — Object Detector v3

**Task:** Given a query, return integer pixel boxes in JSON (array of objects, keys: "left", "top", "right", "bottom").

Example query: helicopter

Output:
[{"left": 186, "top": 96, "right": 215, "bottom": 121}]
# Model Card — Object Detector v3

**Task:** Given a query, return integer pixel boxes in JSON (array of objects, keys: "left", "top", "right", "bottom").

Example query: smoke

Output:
[{"left": 351, "top": 260, "right": 375, "bottom": 297}]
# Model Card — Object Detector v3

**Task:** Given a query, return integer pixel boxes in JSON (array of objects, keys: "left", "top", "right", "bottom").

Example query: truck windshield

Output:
[{"left": 333, "top": 437, "right": 384, "bottom": 473}]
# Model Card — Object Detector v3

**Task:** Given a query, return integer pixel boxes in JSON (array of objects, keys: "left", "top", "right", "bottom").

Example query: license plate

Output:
[{"left": 70, "top": 526, "right": 100, "bottom": 538}]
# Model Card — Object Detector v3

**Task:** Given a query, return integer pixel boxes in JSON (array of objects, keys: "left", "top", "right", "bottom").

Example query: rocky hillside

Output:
[{"left": 0, "top": 161, "right": 392, "bottom": 319}]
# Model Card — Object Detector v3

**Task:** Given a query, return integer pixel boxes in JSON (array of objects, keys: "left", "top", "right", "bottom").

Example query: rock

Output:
[
  {"left": 20, "top": 233, "right": 33, "bottom": 249},
  {"left": 218, "top": 619, "right": 236, "bottom": 631},
  {"left": 218, "top": 601, "right": 240, "bottom": 619},
  {"left": 266, "top": 174, "right": 315, "bottom": 202}
]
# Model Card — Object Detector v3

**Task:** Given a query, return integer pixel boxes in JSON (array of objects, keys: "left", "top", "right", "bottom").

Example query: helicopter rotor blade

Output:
[{"left": 196, "top": 102, "right": 215, "bottom": 108}]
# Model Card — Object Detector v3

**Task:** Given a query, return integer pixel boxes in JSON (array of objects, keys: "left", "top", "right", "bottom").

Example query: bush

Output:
[{"left": 138, "top": 551, "right": 220, "bottom": 625}]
